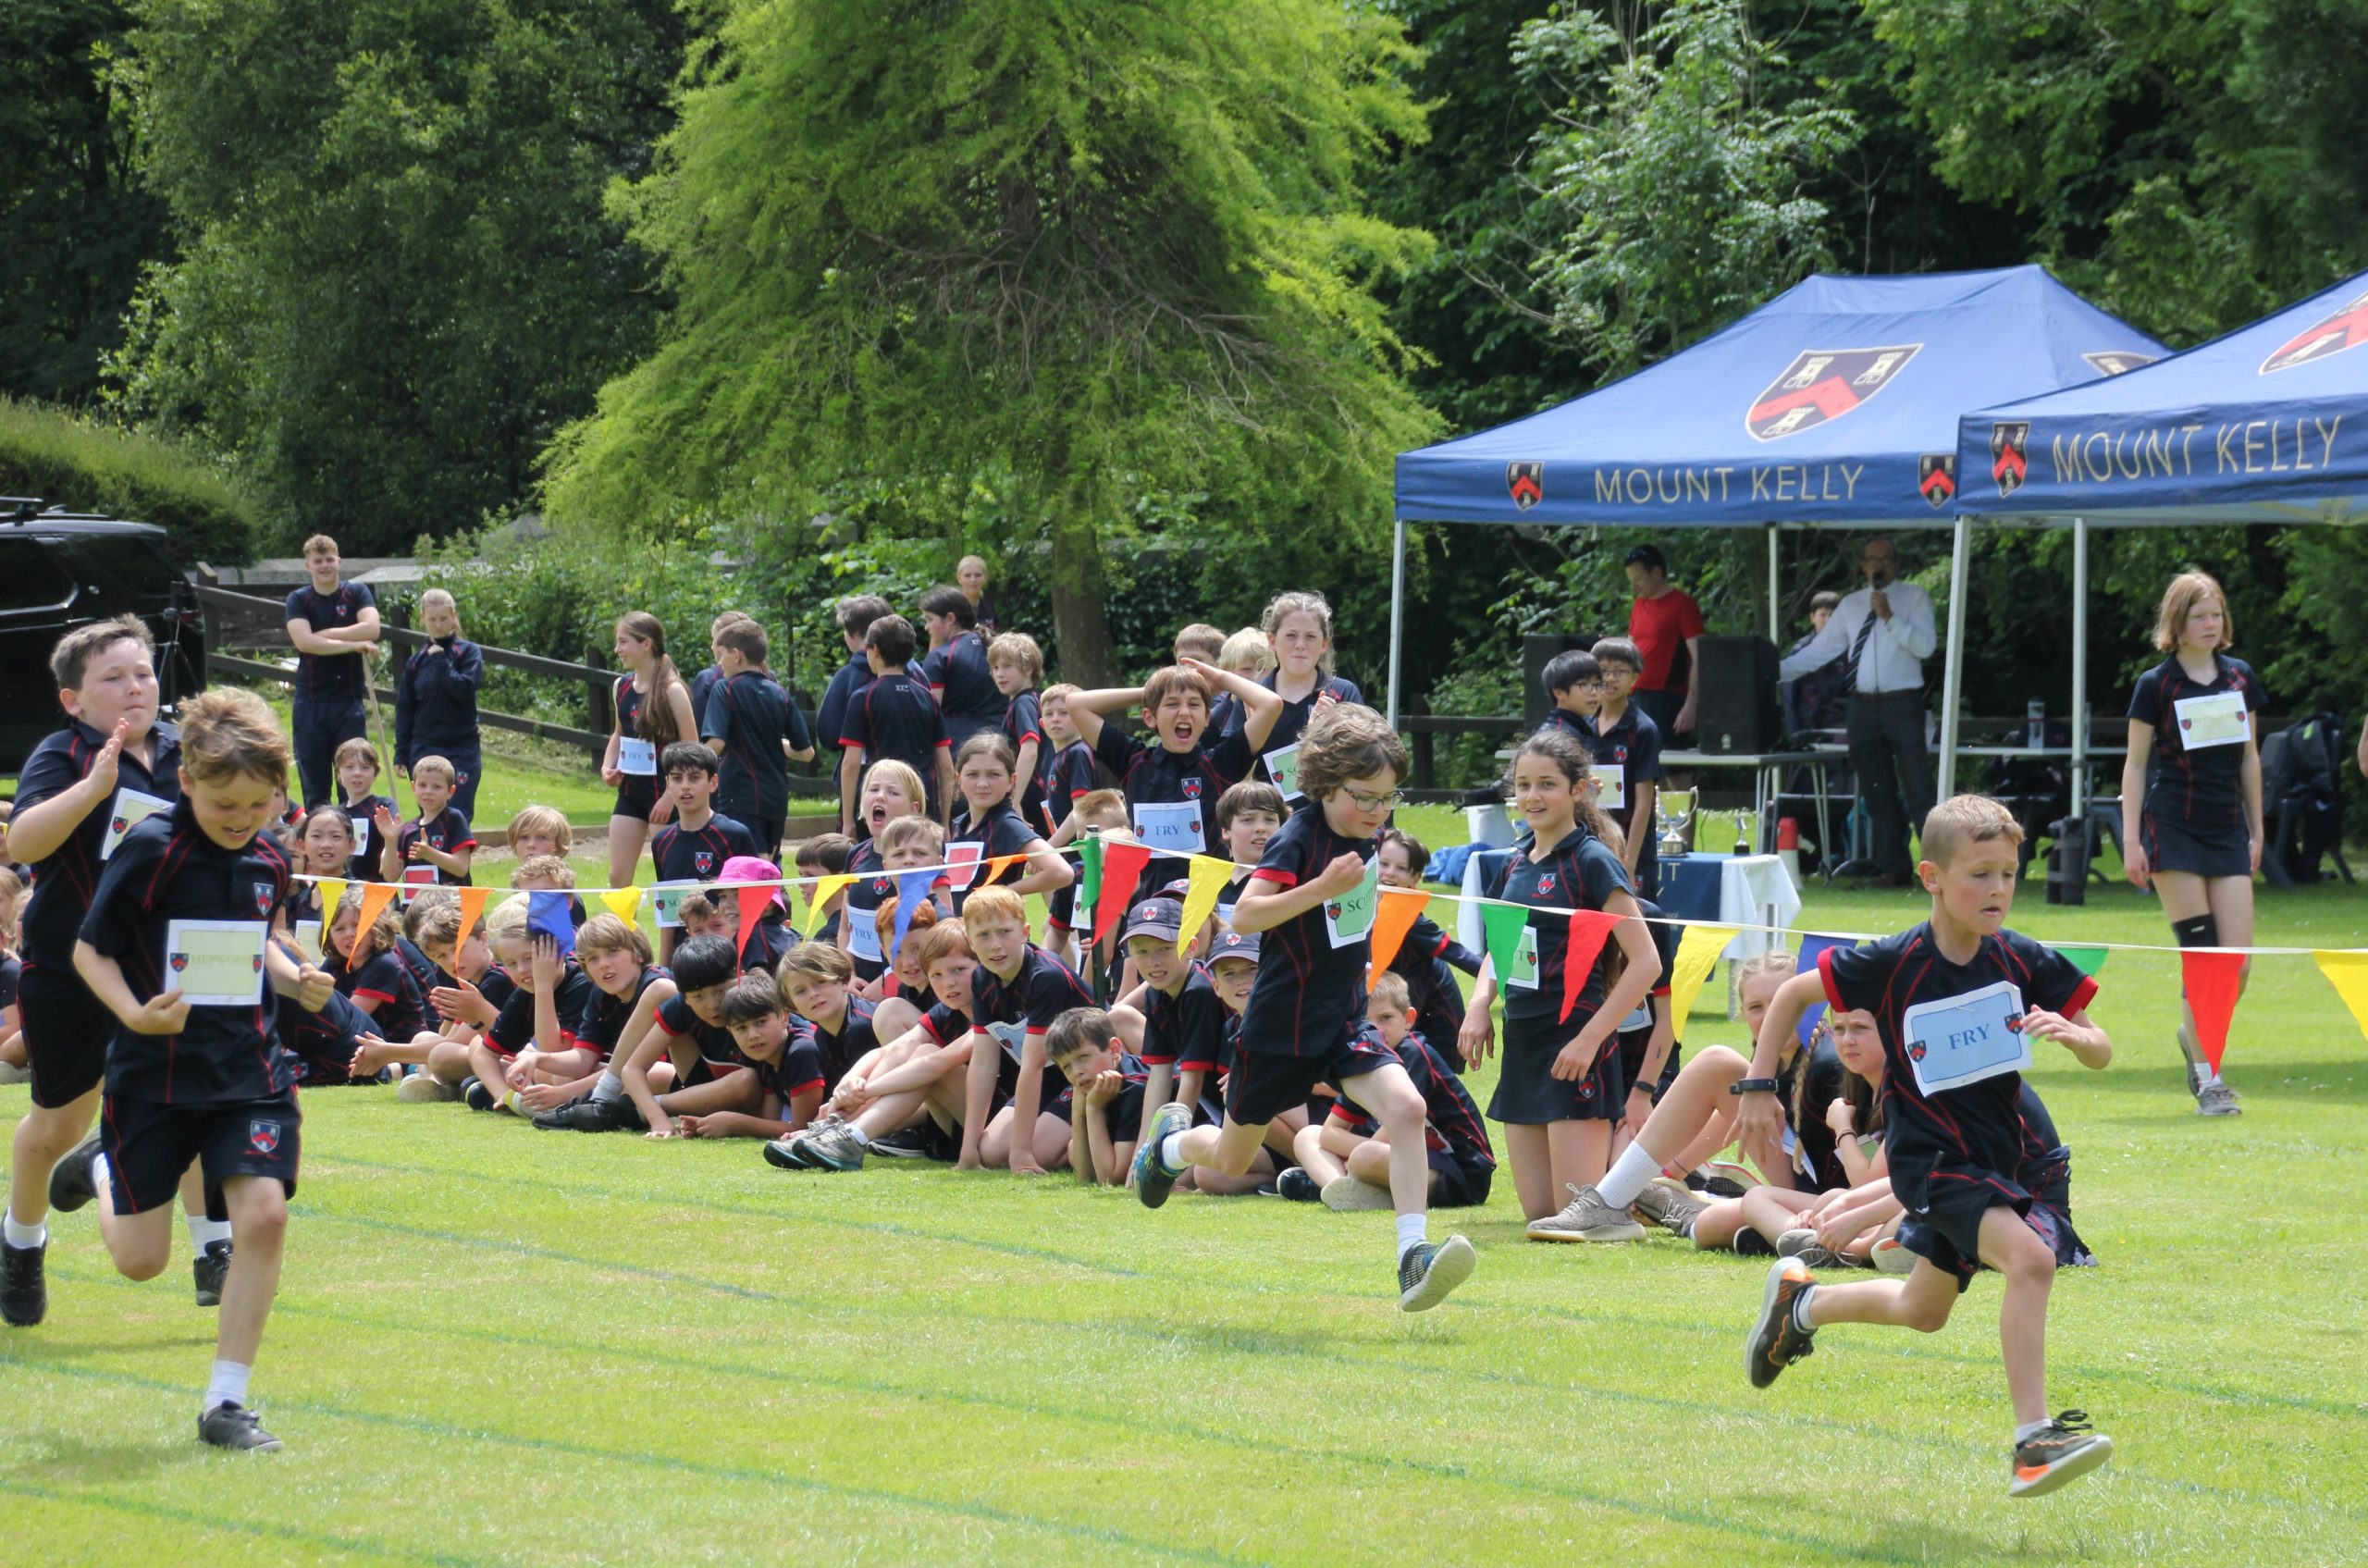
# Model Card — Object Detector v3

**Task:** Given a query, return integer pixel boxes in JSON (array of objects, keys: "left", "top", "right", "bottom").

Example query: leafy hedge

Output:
[{"left": 0, "top": 397, "right": 260, "bottom": 564}]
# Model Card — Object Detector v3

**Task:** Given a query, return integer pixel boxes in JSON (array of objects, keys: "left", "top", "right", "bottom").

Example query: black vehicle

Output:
[{"left": 1, "top": 499, "right": 205, "bottom": 772}]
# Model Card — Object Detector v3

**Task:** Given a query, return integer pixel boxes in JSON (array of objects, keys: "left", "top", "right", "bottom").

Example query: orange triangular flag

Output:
[
  {"left": 734, "top": 884, "right": 772, "bottom": 958},
  {"left": 352, "top": 881, "right": 400, "bottom": 946},
  {"left": 1367, "top": 887, "right": 1431, "bottom": 977},
  {"left": 985, "top": 853, "right": 1023, "bottom": 887},
  {"left": 2182, "top": 950, "right": 2245, "bottom": 1074},
  {"left": 454, "top": 885, "right": 491, "bottom": 944}
]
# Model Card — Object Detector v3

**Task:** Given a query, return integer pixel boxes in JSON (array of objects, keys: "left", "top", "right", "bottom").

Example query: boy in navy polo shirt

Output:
[
  {"left": 1735, "top": 795, "right": 2115, "bottom": 1498},
  {"left": 1064, "top": 660, "right": 1284, "bottom": 900},
  {"left": 702, "top": 619, "right": 813, "bottom": 856},
  {"left": 375, "top": 757, "right": 475, "bottom": 888},
  {"left": 1109, "top": 896, "right": 1230, "bottom": 1146},
  {"left": 58, "top": 688, "right": 334, "bottom": 1451},
  {"left": 1131, "top": 704, "right": 1477, "bottom": 1312},
  {"left": 2, "top": 616, "right": 225, "bottom": 1329},
  {"left": 919, "top": 585, "right": 1005, "bottom": 752},
  {"left": 816, "top": 596, "right": 894, "bottom": 761},
  {"left": 989, "top": 632, "right": 1045, "bottom": 824},
  {"left": 1585, "top": 637, "right": 1663, "bottom": 900},
  {"left": 956, "top": 885, "right": 1097, "bottom": 1173},
  {"left": 280, "top": 534, "right": 380, "bottom": 808},
  {"left": 1046, "top": 1006, "right": 1153, "bottom": 1185},
  {"left": 839, "top": 613, "right": 954, "bottom": 833},
  {"left": 1540, "top": 648, "right": 1603, "bottom": 744},
  {"left": 650, "top": 743, "right": 759, "bottom": 956}
]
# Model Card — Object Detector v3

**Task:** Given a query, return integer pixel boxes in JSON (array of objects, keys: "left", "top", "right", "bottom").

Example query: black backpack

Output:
[{"left": 2263, "top": 712, "right": 2345, "bottom": 879}]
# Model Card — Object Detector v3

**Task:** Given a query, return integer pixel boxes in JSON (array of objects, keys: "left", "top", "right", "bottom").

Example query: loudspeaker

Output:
[
  {"left": 1522, "top": 633, "right": 1601, "bottom": 729},
  {"left": 1692, "top": 634, "right": 1782, "bottom": 755}
]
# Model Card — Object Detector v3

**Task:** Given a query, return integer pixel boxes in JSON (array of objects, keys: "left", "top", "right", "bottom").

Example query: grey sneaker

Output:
[
  {"left": 397, "top": 1073, "right": 455, "bottom": 1103},
  {"left": 797, "top": 1118, "right": 869, "bottom": 1172},
  {"left": 1870, "top": 1237, "right": 1917, "bottom": 1274},
  {"left": 1526, "top": 1183, "right": 1646, "bottom": 1243},
  {"left": 1633, "top": 1176, "right": 1715, "bottom": 1235},
  {"left": 2196, "top": 1080, "right": 2241, "bottom": 1117},
  {"left": 1777, "top": 1228, "right": 1856, "bottom": 1269},
  {"left": 1320, "top": 1175, "right": 1396, "bottom": 1212},
  {"left": 198, "top": 1401, "right": 283, "bottom": 1452},
  {"left": 1397, "top": 1234, "right": 1476, "bottom": 1313}
]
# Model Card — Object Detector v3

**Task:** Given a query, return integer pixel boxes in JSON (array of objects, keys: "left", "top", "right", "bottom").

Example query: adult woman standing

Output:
[
  {"left": 2120, "top": 572, "right": 2263, "bottom": 1117},
  {"left": 395, "top": 588, "right": 486, "bottom": 819},
  {"left": 601, "top": 611, "right": 697, "bottom": 889}
]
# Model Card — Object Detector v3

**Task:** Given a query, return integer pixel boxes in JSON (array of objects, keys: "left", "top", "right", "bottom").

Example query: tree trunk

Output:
[{"left": 1047, "top": 505, "right": 1116, "bottom": 688}]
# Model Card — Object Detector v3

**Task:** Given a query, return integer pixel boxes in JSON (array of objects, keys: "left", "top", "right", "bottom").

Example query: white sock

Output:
[
  {"left": 1597, "top": 1142, "right": 1664, "bottom": 1210},
  {"left": 845, "top": 1125, "right": 870, "bottom": 1147},
  {"left": 3, "top": 1215, "right": 44, "bottom": 1249},
  {"left": 204, "top": 1359, "right": 252, "bottom": 1414},
  {"left": 1157, "top": 1131, "right": 1188, "bottom": 1175},
  {"left": 185, "top": 1215, "right": 232, "bottom": 1250},
  {"left": 1791, "top": 1284, "right": 1819, "bottom": 1334},
  {"left": 590, "top": 1070, "right": 623, "bottom": 1103},
  {"left": 1395, "top": 1212, "right": 1428, "bottom": 1258},
  {"left": 91, "top": 1153, "right": 111, "bottom": 1193},
  {"left": 2015, "top": 1417, "right": 2053, "bottom": 1444}
]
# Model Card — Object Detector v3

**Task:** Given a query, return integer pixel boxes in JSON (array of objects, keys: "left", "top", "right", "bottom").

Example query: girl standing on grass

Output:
[
  {"left": 2120, "top": 571, "right": 2263, "bottom": 1118},
  {"left": 395, "top": 588, "right": 485, "bottom": 820},
  {"left": 1461, "top": 726, "right": 1664, "bottom": 1234},
  {"left": 600, "top": 612, "right": 697, "bottom": 890}
]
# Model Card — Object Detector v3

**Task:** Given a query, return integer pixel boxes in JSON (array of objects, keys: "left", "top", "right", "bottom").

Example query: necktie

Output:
[{"left": 1843, "top": 602, "right": 1879, "bottom": 692}]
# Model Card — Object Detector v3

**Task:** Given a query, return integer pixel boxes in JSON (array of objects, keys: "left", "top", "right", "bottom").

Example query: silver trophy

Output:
[
  {"left": 1656, "top": 787, "right": 1696, "bottom": 860},
  {"left": 1733, "top": 809, "right": 1757, "bottom": 855}
]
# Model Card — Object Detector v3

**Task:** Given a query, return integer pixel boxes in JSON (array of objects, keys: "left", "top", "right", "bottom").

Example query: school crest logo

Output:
[
  {"left": 253, "top": 883, "right": 275, "bottom": 916},
  {"left": 1181, "top": 778, "right": 1203, "bottom": 800},
  {"left": 111, "top": 815, "right": 128, "bottom": 834},
  {"left": 1507, "top": 461, "right": 1545, "bottom": 511},
  {"left": 2083, "top": 351, "right": 2155, "bottom": 377},
  {"left": 1908, "top": 1042, "right": 1928, "bottom": 1063},
  {"left": 169, "top": 952, "right": 190, "bottom": 972},
  {"left": 248, "top": 1120, "right": 280, "bottom": 1155},
  {"left": 1536, "top": 873, "right": 1558, "bottom": 896},
  {"left": 694, "top": 850, "right": 716, "bottom": 876},
  {"left": 1613, "top": 747, "right": 1629, "bottom": 764},
  {"left": 1325, "top": 900, "right": 1344, "bottom": 921},
  {"left": 1918, "top": 454, "right": 1956, "bottom": 509},
  {"left": 1990, "top": 422, "right": 2030, "bottom": 496},
  {"left": 1746, "top": 346, "right": 1921, "bottom": 440},
  {"left": 2261, "top": 289, "right": 2368, "bottom": 374}
]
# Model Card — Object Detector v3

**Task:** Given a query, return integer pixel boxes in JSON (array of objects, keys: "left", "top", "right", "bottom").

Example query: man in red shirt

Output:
[{"left": 1624, "top": 545, "right": 1706, "bottom": 742}]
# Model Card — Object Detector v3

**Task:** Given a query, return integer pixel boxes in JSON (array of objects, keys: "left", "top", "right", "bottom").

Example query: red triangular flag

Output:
[
  {"left": 1093, "top": 841, "right": 1153, "bottom": 946},
  {"left": 2182, "top": 950, "right": 2246, "bottom": 1074},
  {"left": 734, "top": 885, "right": 771, "bottom": 959},
  {"left": 1560, "top": 908, "right": 1623, "bottom": 1023}
]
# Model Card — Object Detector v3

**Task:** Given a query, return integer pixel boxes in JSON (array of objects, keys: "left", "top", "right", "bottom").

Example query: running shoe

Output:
[
  {"left": 1129, "top": 1102, "right": 1191, "bottom": 1210},
  {"left": 2009, "top": 1411, "right": 2113, "bottom": 1498},
  {"left": 1745, "top": 1258, "right": 1817, "bottom": 1389},
  {"left": 1525, "top": 1183, "right": 1646, "bottom": 1242},
  {"left": 1397, "top": 1235, "right": 1476, "bottom": 1313},
  {"left": 198, "top": 1401, "right": 283, "bottom": 1452}
]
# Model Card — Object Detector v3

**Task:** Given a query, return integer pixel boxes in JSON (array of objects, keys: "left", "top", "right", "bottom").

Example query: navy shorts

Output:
[
  {"left": 611, "top": 775, "right": 660, "bottom": 821},
  {"left": 1488, "top": 1009, "right": 1623, "bottom": 1125},
  {"left": 1226, "top": 1026, "right": 1397, "bottom": 1129},
  {"left": 18, "top": 961, "right": 114, "bottom": 1109},
  {"left": 102, "top": 1091, "right": 302, "bottom": 1215},
  {"left": 1898, "top": 1161, "right": 2032, "bottom": 1292},
  {"left": 1428, "top": 1150, "right": 1494, "bottom": 1209},
  {"left": 2140, "top": 809, "right": 2251, "bottom": 879}
]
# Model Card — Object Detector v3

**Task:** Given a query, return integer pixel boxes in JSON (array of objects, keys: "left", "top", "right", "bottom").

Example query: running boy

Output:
[
  {"left": 1131, "top": 704, "right": 1477, "bottom": 1311},
  {"left": 1736, "top": 794, "right": 2115, "bottom": 1498},
  {"left": 61, "top": 687, "right": 334, "bottom": 1450}
]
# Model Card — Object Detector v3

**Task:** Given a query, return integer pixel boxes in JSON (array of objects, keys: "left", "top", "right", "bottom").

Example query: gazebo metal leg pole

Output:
[
  {"left": 1767, "top": 524, "right": 1780, "bottom": 642},
  {"left": 1387, "top": 516, "right": 1408, "bottom": 729},
  {"left": 1937, "top": 514, "right": 1972, "bottom": 821},
  {"left": 2071, "top": 517, "right": 2090, "bottom": 816}
]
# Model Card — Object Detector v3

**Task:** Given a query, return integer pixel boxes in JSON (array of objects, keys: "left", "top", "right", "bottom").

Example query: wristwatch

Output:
[{"left": 1729, "top": 1077, "right": 1780, "bottom": 1096}]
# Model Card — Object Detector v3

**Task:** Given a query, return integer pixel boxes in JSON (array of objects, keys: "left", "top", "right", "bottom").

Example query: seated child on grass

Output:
[
  {"left": 514, "top": 913, "right": 667, "bottom": 1114},
  {"left": 459, "top": 895, "right": 594, "bottom": 1115},
  {"left": 774, "top": 923, "right": 980, "bottom": 1172},
  {"left": 1047, "top": 1006, "right": 1152, "bottom": 1187},
  {"left": 1289, "top": 972, "right": 1494, "bottom": 1211}
]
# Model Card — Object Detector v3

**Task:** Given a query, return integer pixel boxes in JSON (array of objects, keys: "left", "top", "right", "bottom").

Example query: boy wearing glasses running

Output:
[{"left": 1133, "top": 705, "right": 1477, "bottom": 1313}]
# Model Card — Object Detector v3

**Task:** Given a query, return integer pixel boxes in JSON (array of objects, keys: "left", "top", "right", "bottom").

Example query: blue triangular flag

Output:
[
  {"left": 1793, "top": 932, "right": 1849, "bottom": 1046},
  {"left": 527, "top": 889, "right": 577, "bottom": 957},
  {"left": 890, "top": 869, "right": 935, "bottom": 964}
]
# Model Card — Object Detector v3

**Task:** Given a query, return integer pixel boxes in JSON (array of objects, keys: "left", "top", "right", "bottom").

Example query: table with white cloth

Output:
[{"left": 1457, "top": 848, "right": 1798, "bottom": 964}]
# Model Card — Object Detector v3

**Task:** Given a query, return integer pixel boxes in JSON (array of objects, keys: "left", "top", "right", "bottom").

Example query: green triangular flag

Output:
[
  {"left": 1078, "top": 835, "right": 1103, "bottom": 915},
  {"left": 1480, "top": 902, "right": 1531, "bottom": 987},
  {"left": 2054, "top": 945, "right": 2109, "bottom": 977}
]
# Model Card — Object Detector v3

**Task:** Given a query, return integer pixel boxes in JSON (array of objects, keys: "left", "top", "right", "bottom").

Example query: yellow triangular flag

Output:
[
  {"left": 2313, "top": 950, "right": 2368, "bottom": 1043},
  {"left": 1175, "top": 855, "right": 1233, "bottom": 956},
  {"left": 802, "top": 874, "right": 856, "bottom": 938},
  {"left": 1666, "top": 923, "right": 1738, "bottom": 1043},
  {"left": 600, "top": 886, "right": 644, "bottom": 925},
  {"left": 313, "top": 877, "right": 348, "bottom": 953}
]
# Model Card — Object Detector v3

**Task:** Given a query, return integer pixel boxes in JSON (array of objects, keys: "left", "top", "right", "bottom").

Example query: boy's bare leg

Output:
[
  {"left": 92, "top": 1158, "right": 176, "bottom": 1282},
  {"left": 215, "top": 1175, "right": 287, "bottom": 1371},
  {"left": 8, "top": 1087, "right": 100, "bottom": 1230}
]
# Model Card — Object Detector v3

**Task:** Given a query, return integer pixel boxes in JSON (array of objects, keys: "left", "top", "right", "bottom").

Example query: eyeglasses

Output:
[{"left": 1343, "top": 787, "right": 1406, "bottom": 812}]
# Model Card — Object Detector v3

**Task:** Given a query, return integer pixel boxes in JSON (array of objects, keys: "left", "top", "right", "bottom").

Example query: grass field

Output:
[{"left": 5, "top": 860, "right": 2366, "bottom": 1565}]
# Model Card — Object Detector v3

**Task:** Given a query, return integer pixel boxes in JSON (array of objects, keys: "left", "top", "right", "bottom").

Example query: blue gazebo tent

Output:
[{"left": 1386, "top": 266, "right": 2167, "bottom": 791}]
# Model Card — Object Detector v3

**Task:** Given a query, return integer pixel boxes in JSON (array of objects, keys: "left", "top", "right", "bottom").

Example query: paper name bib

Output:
[
  {"left": 648, "top": 881, "right": 698, "bottom": 930},
  {"left": 1901, "top": 978, "right": 2030, "bottom": 1096},
  {"left": 846, "top": 898, "right": 884, "bottom": 963},
  {"left": 618, "top": 736, "right": 659, "bottom": 775},
  {"left": 1324, "top": 857, "right": 1381, "bottom": 950},
  {"left": 944, "top": 843, "right": 983, "bottom": 891},
  {"left": 1505, "top": 921, "right": 1540, "bottom": 992},
  {"left": 1590, "top": 765, "right": 1626, "bottom": 813},
  {"left": 2172, "top": 689, "right": 2248, "bottom": 750},
  {"left": 1264, "top": 744, "right": 1303, "bottom": 802},
  {"left": 101, "top": 787, "right": 174, "bottom": 861},
  {"left": 163, "top": 919, "right": 268, "bottom": 1007},
  {"left": 987, "top": 1019, "right": 1029, "bottom": 1065},
  {"left": 1132, "top": 799, "right": 1203, "bottom": 857}
]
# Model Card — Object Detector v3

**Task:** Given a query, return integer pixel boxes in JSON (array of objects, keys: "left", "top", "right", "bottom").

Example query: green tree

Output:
[
  {"left": 106, "top": 0, "right": 687, "bottom": 552},
  {"left": 542, "top": 0, "right": 1442, "bottom": 685},
  {"left": 0, "top": 1, "right": 169, "bottom": 405}
]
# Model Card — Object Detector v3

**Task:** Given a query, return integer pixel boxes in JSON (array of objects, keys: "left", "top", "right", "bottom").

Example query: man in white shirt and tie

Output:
[{"left": 1777, "top": 537, "right": 1936, "bottom": 886}]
